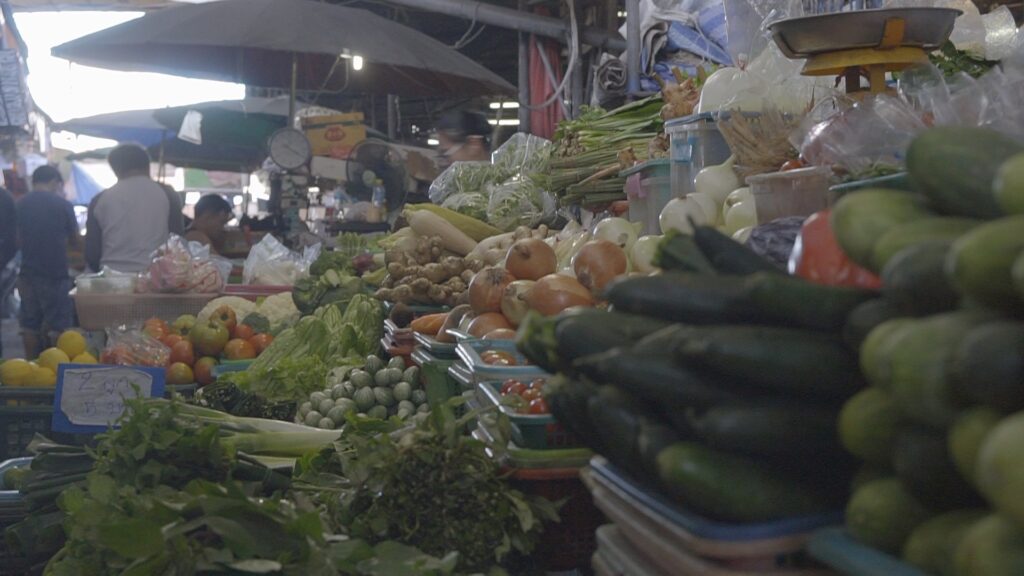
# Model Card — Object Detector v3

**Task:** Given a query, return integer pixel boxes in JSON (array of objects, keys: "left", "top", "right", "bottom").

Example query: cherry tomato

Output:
[
  {"left": 500, "top": 379, "right": 519, "bottom": 394},
  {"left": 481, "top": 350, "right": 517, "bottom": 366},
  {"left": 529, "top": 379, "right": 546, "bottom": 389},
  {"left": 521, "top": 388, "right": 542, "bottom": 402},
  {"left": 528, "top": 398, "right": 549, "bottom": 414},
  {"left": 501, "top": 380, "right": 526, "bottom": 396}
]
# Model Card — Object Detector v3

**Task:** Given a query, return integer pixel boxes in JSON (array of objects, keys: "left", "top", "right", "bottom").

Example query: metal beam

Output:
[
  {"left": 625, "top": 0, "right": 641, "bottom": 96},
  {"left": 517, "top": 0, "right": 531, "bottom": 133},
  {"left": 383, "top": 0, "right": 626, "bottom": 52}
]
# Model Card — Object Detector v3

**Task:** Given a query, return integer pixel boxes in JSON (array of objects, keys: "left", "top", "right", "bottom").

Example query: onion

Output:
[
  {"left": 631, "top": 235, "right": 662, "bottom": 274},
  {"left": 593, "top": 217, "right": 640, "bottom": 252},
  {"left": 527, "top": 274, "right": 593, "bottom": 316},
  {"left": 500, "top": 280, "right": 535, "bottom": 327},
  {"left": 574, "top": 240, "right": 628, "bottom": 298},
  {"left": 694, "top": 156, "right": 740, "bottom": 208},
  {"left": 467, "top": 313, "right": 513, "bottom": 338},
  {"left": 688, "top": 192, "right": 721, "bottom": 226},
  {"left": 724, "top": 200, "right": 757, "bottom": 235},
  {"left": 468, "top": 267, "right": 515, "bottom": 314},
  {"left": 505, "top": 238, "right": 556, "bottom": 281},
  {"left": 483, "top": 328, "right": 517, "bottom": 340},
  {"left": 660, "top": 196, "right": 709, "bottom": 235}
]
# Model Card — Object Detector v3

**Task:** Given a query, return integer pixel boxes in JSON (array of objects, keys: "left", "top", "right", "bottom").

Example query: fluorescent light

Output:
[
  {"left": 352, "top": 55, "right": 364, "bottom": 71},
  {"left": 427, "top": 138, "right": 440, "bottom": 146},
  {"left": 489, "top": 102, "right": 520, "bottom": 109},
  {"left": 618, "top": 11, "right": 627, "bottom": 17},
  {"left": 487, "top": 119, "right": 520, "bottom": 126}
]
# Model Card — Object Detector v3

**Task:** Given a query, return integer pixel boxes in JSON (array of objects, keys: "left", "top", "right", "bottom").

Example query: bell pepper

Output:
[{"left": 789, "top": 210, "right": 882, "bottom": 289}]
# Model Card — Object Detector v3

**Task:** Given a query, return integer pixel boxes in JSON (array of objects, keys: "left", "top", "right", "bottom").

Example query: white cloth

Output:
[{"left": 93, "top": 176, "right": 171, "bottom": 273}]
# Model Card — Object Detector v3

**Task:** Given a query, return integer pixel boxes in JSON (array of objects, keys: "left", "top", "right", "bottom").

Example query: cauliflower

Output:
[
  {"left": 258, "top": 292, "right": 301, "bottom": 331},
  {"left": 197, "top": 296, "right": 258, "bottom": 325}
]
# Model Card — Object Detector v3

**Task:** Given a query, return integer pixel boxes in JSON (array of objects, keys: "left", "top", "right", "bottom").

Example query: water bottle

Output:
[{"left": 371, "top": 179, "right": 387, "bottom": 222}]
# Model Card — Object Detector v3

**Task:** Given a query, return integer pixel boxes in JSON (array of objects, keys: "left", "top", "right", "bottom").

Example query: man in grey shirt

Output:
[{"left": 85, "top": 144, "right": 185, "bottom": 273}]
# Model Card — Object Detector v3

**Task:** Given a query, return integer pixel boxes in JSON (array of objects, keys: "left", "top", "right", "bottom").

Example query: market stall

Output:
[{"left": 4, "top": 0, "right": 1024, "bottom": 574}]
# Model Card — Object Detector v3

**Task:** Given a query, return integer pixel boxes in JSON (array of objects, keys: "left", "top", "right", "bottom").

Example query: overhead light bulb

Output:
[
  {"left": 352, "top": 55, "right": 364, "bottom": 71},
  {"left": 427, "top": 138, "right": 440, "bottom": 146}
]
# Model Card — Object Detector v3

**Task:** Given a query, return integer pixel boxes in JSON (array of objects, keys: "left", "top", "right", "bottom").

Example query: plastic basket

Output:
[
  {"left": 507, "top": 466, "right": 604, "bottom": 572},
  {"left": 0, "top": 388, "right": 58, "bottom": 462},
  {"left": 585, "top": 458, "right": 841, "bottom": 560},
  {"left": 74, "top": 290, "right": 218, "bottom": 330},
  {"left": 456, "top": 340, "right": 549, "bottom": 383},
  {"left": 808, "top": 527, "right": 928, "bottom": 576},
  {"left": 412, "top": 332, "right": 457, "bottom": 358},
  {"left": 473, "top": 417, "right": 592, "bottom": 469},
  {"left": 383, "top": 320, "right": 416, "bottom": 345},
  {"left": 222, "top": 285, "right": 291, "bottom": 301},
  {"left": 447, "top": 362, "right": 474, "bottom": 391},
  {"left": 211, "top": 360, "right": 255, "bottom": 379},
  {"left": 477, "top": 381, "right": 581, "bottom": 450},
  {"left": 622, "top": 159, "right": 673, "bottom": 236}
]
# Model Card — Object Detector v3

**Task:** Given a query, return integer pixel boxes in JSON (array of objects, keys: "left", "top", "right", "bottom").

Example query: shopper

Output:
[
  {"left": 185, "top": 194, "right": 233, "bottom": 254},
  {"left": 85, "top": 144, "right": 183, "bottom": 273},
  {"left": 15, "top": 166, "right": 78, "bottom": 358},
  {"left": 435, "top": 110, "right": 492, "bottom": 167}
]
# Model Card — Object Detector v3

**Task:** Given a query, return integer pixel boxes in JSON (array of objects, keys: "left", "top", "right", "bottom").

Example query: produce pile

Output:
[
  {"left": 296, "top": 355, "right": 427, "bottom": 428},
  {"left": 823, "top": 126, "right": 1024, "bottom": 576},
  {"left": 519, "top": 224, "right": 874, "bottom": 523},
  {"left": 0, "top": 330, "right": 99, "bottom": 387}
]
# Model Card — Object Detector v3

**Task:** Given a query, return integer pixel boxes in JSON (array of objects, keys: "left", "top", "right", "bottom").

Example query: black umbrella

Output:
[{"left": 51, "top": 0, "right": 514, "bottom": 102}]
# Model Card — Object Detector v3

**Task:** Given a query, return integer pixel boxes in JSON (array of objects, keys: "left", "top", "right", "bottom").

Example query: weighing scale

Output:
[
  {"left": 266, "top": 127, "right": 315, "bottom": 238},
  {"left": 769, "top": 7, "right": 960, "bottom": 97}
]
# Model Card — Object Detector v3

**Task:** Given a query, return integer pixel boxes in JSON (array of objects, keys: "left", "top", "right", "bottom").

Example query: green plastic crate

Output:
[{"left": 477, "top": 381, "right": 582, "bottom": 450}]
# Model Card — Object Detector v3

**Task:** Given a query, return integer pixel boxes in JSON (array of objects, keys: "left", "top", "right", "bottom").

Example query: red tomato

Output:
[
  {"left": 529, "top": 379, "right": 546, "bottom": 389},
  {"left": 502, "top": 381, "right": 526, "bottom": 396},
  {"left": 169, "top": 340, "right": 195, "bottom": 367},
  {"left": 500, "top": 379, "right": 521, "bottom": 395},
  {"left": 528, "top": 398, "right": 549, "bottom": 414},
  {"left": 232, "top": 324, "right": 255, "bottom": 341},
  {"left": 789, "top": 210, "right": 882, "bottom": 289},
  {"left": 521, "top": 388, "right": 542, "bottom": 402},
  {"left": 481, "top": 350, "right": 517, "bottom": 366},
  {"left": 248, "top": 334, "right": 274, "bottom": 355}
]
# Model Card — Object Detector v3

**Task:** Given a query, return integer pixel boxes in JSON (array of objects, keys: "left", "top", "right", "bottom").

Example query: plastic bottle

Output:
[{"left": 371, "top": 179, "right": 387, "bottom": 222}]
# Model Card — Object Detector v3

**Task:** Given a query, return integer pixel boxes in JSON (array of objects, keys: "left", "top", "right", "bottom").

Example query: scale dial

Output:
[{"left": 268, "top": 128, "right": 312, "bottom": 170}]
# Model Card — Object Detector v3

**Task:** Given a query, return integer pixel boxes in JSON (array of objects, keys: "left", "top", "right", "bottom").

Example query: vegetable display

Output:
[{"left": 296, "top": 355, "right": 427, "bottom": 427}]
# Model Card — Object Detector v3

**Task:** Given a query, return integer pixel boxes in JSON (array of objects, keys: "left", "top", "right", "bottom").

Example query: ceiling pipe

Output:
[{"left": 383, "top": 0, "right": 627, "bottom": 53}]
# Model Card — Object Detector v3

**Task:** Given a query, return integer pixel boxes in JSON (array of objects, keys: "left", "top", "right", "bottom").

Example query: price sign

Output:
[{"left": 52, "top": 364, "right": 166, "bottom": 433}]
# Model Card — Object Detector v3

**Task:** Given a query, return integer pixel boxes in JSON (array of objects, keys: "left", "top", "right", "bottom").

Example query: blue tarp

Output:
[{"left": 69, "top": 162, "right": 103, "bottom": 206}]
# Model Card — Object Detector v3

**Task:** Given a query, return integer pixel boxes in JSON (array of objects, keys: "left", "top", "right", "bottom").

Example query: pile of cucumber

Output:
[{"left": 519, "top": 225, "right": 876, "bottom": 523}]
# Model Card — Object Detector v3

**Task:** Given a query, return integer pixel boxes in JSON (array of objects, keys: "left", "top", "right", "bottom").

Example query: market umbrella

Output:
[
  {"left": 51, "top": 0, "right": 515, "bottom": 103},
  {"left": 56, "top": 108, "right": 168, "bottom": 147}
]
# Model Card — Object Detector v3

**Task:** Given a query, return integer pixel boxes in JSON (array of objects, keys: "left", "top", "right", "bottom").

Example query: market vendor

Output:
[
  {"left": 85, "top": 144, "right": 184, "bottom": 273},
  {"left": 15, "top": 166, "right": 78, "bottom": 358},
  {"left": 185, "top": 194, "right": 233, "bottom": 255},
  {"left": 436, "top": 110, "right": 492, "bottom": 167}
]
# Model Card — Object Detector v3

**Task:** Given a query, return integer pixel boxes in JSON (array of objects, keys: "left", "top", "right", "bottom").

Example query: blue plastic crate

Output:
[
  {"left": 477, "top": 381, "right": 581, "bottom": 450},
  {"left": 456, "top": 339, "right": 549, "bottom": 382},
  {"left": 211, "top": 360, "right": 254, "bottom": 379}
]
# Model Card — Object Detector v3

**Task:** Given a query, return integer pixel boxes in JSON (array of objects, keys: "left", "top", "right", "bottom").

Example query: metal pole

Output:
[
  {"left": 517, "top": 0, "right": 530, "bottom": 133},
  {"left": 625, "top": 0, "right": 641, "bottom": 97},
  {"left": 571, "top": 50, "right": 584, "bottom": 119},
  {"left": 384, "top": 0, "right": 626, "bottom": 52},
  {"left": 387, "top": 94, "right": 398, "bottom": 140},
  {"left": 289, "top": 53, "right": 298, "bottom": 126}
]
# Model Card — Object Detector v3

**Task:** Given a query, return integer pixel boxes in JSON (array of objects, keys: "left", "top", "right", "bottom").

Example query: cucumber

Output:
[
  {"left": 553, "top": 309, "right": 673, "bottom": 370},
  {"left": 882, "top": 242, "right": 961, "bottom": 316},
  {"left": 871, "top": 216, "right": 981, "bottom": 273},
  {"left": 587, "top": 386, "right": 654, "bottom": 477},
  {"left": 843, "top": 298, "right": 905, "bottom": 352},
  {"left": 950, "top": 322, "right": 1024, "bottom": 413},
  {"left": 831, "top": 188, "right": 934, "bottom": 269},
  {"left": 745, "top": 272, "right": 877, "bottom": 332},
  {"left": 656, "top": 442, "right": 837, "bottom": 522},
  {"left": 893, "top": 423, "right": 986, "bottom": 511},
  {"left": 653, "top": 231, "right": 717, "bottom": 274},
  {"left": 946, "top": 215, "right": 1024, "bottom": 312},
  {"left": 674, "top": 326, "right": 864, "bottom": 400},
  {"left": 907, "top": 126, "right": 1022, "bottom": 219},
  {"left": 544, "top": 376, "right": 603, "bottom": 451},
  {"left": 692, "top": 225, "right": 782, "bottom": 275},
  {"left": 687, "top": 402, "right": 842, "bottom": 459}
]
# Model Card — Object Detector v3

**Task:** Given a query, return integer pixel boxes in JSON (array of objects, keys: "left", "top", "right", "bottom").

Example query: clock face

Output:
[{"left": 269, "top": 128, "right": 312, "bottom": 170}]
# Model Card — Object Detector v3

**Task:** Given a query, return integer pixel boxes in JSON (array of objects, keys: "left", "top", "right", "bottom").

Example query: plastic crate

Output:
[
  {"left": 211, "top": 360, "right": 255, "bottom": 379},
  {"left": 383, "top": 320, "right": 415, "bottom": 345},
  {"left": 74, "top": 291, "right": 218, "bottom": 330},
  {"left": 447, "top": 362, "right": 473, "bottom": 391},
  {"left": 477, "top": 381, "right": 581, "bottom": 450},
  {"left": 0, "top": 388, "right": 58, "bottom": 462},
  {"left": 456, "top": 340, "right": 549, "bottom": 383},
  {"left": 585, "top": 458, "right": 841, "bottom": 560},
  {"left": 808, "top": 527, "right": 928, "bottom": 576},
  {"left": 413, "top": 332, "right": 457, "bottom": 358},
  {"left": 473, "top": 417, "right": 592, "bottom": 469},
  {"left": 507, "top": 466, "right": 605, "bottom": 572},
  {"left": 622, "top": 159, "right": 673, "bottom": 236},
  {"left": 222, "top": 285, "right": 291, "bottom": 301}
]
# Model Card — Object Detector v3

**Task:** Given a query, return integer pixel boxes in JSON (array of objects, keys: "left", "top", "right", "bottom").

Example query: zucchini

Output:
[
  {"left": 656, "top": 442, "right": 837, "bottom": 522},
  {"left": 687, "top": 402, "right": 842, "bottom": 459},
  {"left": 675, "top": 326, "right": 864, "bottom": 400},
  {"left": 692, "top": 225, "right": 783, "bottom": 275},
  {"left": 744, "top": 272, "right": 878, "bottom": 332},
  {"left": 653, "top": 231, "right": 717, "bottom": 274},
  {"left": 544, "top": 376, "right": 603, "bottom": 451},
  {"left": 553, "top": 309, "right": 672, "bottom": 370},
  {"left": 588, "top": 386, "right": 654, "bottom": 476}
]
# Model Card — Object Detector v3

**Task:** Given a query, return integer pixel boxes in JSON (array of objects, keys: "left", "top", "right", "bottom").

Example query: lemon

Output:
[
  {"left": 57, "top": 331, "right": 88, "bottom": 359},
  {"left": 29, "top": 366, "right": 57, "bottom": 387},
  {"left": 72, "top": 352, "right": 98, "bottom": 364},
  {"left": 0, "top": 359, "right": 32, "bottom": 386},
  {"left": 37, "top": 348, "right": 70, "bottom": 372}
]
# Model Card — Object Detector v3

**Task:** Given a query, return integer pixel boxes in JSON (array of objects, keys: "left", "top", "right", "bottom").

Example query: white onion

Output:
[
  {"left": 500, "top": 280, "right": 535, "bottom": 327},
  {"left": 694, "top": 156, "right": 740, "bottom": 209},
  {"left": 687, "top": 192, "right": 721, "bottom": 226},
  {"left": 593, "top": 217, "right": 640, "bottom": 252},
  {"left": 660, "top": 196, "right": 709, "bottom": 235},
  {"left": 631, "top": 235, "right": 662, "bottom": 273},
  {"left": 724, "top": 200, "right": 757, "bottom": 235}
]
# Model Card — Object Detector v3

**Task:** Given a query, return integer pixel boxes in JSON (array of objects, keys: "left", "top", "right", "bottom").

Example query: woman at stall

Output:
[{"left": 435, "top": 110, "right": 492, "bottom": 167}]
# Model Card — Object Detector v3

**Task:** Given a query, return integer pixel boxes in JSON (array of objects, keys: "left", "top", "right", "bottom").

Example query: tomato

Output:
[
  {"left": 143, "top": 321, "right": 167, "bottom": 341},
  {"left": 481, "top": 350, "right": 517, "bottom": 366},
  {"left": 521, "top": 388, "right": 542, "bottom": 402},
  {"left": 248, "top": 333, "right": 274, "bottom": 355},
  {"left": 194, "top": 357, "right": 218, "bottom": 386},
  {"left": 790, "top": 210, "right": 882, "bottom": 289},
  {"left": 232, "top": 324, "right": 255, "bottom": 341},
  {"left": 528, "top": 398, "right": 549, "bottom": 414},
  {"left": 223, "top": 339, "right": 257, "bottom": 360},
  {"left": 161, "top": 334, "right": 183, "bottom": 349},
  {"left": 529, "top": 378, "right": 546, "bottom": 389},
  {"left": 166, "top": 362, "right": 194, "bottom": 386},
  {"left": 169, "top": 340, "right": 195, "bottom": 366},
  {"left": 781, "top": 159, "right": 806, "bottom": 171},
  {"left": 501, "top": 379, "right": 522, "bottom": 395}
]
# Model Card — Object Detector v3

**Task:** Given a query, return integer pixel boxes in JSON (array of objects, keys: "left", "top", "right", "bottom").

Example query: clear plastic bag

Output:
[
  {"left": 490, "top": 133, "right": 552, "bottom": 177},
  {"left": 428, "top": 161, "right": 502, "bottom": 204},
  {"left": 441, "top": 191, "right": 489, "bottom": 221},
  {"left": 100, "top": 327, "right": 170, "bottom": 367},
  {"left": 137, "top": 235, "right": 232, "bottom": 294},
  {"left": 243, "top": 234, "right": 320, "bottom": 286},
  {"left": 485, "top": 179, "right": 556, "bottom": 232}
]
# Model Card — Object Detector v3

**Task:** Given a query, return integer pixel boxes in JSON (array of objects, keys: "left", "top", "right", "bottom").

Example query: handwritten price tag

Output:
[{"left": 52, "top": 365, "right": 166, "bottom": 433}]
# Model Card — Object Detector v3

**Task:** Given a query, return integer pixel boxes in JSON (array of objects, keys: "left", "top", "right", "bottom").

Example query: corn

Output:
[{"left": 404, "top": 203, "right": 501, "bottom": 242}]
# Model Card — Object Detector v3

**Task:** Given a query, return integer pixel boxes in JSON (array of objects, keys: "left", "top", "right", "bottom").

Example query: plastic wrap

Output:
[
  {"left": 427, "top": 161, "right": 503, "bottom": 204},
  {"left": 491, "top": 133, "right": 552, "bottom": 176},
  {"left": 137, "top": 235, "right": 231, "bottom": 294},
  {"left": 486, "top": 179, "right": 556, "bottom": 232},
  {"left": 243, "top": 234, "right": 320, "bottom": 286},
  {"left": 440, "top": 191, "right": 489, "bottom": 221},
  {"left": 100, "top": 328, "right": 170, "bottom": 367}
]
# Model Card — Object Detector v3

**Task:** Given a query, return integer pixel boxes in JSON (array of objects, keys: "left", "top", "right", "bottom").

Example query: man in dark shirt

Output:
[
  {"left": 0, "top": 185, "right": 16, "bottom": 358},
  {"left": 15, "top": 166, "right": 79, "bottom": 358}
]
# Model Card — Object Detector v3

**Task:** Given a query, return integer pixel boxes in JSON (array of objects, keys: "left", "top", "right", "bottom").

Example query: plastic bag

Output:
[
  {"left": 490, "top": 133, "right": 552, "bottom": 177},
  {"left": 428, "top": 161, "right": 504, "bottom": 204},
  {"left": 137, "top": 235, "right": 231, "bottom": 294},
  {"left": 243, "top": 234, "right": 320, "bottom": 286},
  {"left": 100, "top": 327, "right": 170, "bottom": 367},
  {"left": 485, "top": 179, "right": 556, "bottom": 232},
  {"left": 76, "top": 267, "right": 137, "bottom": 294},
  {"left": 441, "top": 191, "right": 489, "bottom": 221}
]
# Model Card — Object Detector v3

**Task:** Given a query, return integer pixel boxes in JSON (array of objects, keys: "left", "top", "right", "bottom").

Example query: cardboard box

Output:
[{"left": 301, "top": 113, "right": 367, "bottom": 159}]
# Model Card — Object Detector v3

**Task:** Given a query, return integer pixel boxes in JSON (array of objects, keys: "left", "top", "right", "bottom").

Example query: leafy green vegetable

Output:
[
  {"left": 223, "top": 354, "right": 329, "bottom": 404},
  {"left": 929, "top": 41, "right": 996, "bottom": 79}
]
